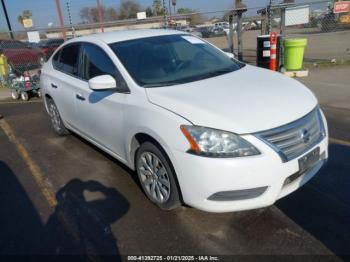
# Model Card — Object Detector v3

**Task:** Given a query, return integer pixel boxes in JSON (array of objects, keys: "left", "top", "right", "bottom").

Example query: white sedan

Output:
[{"left": 40, "top": 29, "right": 328, "bottom": 213}]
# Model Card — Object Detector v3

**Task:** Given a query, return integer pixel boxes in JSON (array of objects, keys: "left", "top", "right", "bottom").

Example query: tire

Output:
[
  {"left": 38, "top": 55, "right": 46, "bottom": 66},
  {"left": 20, "top": 92, "right": 29, "bottom": 101},
  {"left": 47, "top": 98, "right": 69, "bottom": 136},
  {"left": 136, "top": 142, "right": 181, "bottom": 210},
  {"left": 11, "top": 90, "right": 19, "bottom": 100}
]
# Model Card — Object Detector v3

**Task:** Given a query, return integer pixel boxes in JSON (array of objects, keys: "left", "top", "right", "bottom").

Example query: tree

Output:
[
  {"left": 153, "top": 0, "right": 164, "bottom": 16},
  {"left": 105, "top": 7, "right": 119, "bottom": 21},
  {"left": 80, "top": 7, "right": 92, "bottom": 23},
  {"left": 145, "top": 7, "right": 153, "bottom": 17},
  {"left": 222, "top": 10, "right": 232, "bottom": 22},
  {"left": 189, "top": 13, "right": 205, "bottom": 26},
  {"left": 119, "top": 0, "right": 141, "bottom": 19},
  {"left": 177, "top": 8, "right": 194, "bottom": 14},
  {"left": 177, "top": 8, "right": 205, "bottom": 26},
  {"left": 80, "top": 6, "right": 119, "bottom": 23},
  {"left": 17, "top": 10, "right": 33, "bottom": 26}
]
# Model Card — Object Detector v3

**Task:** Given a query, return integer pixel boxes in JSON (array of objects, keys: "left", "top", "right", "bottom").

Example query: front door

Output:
[{"left": 74, "top": 43, "right": 128, "bottom": 160}]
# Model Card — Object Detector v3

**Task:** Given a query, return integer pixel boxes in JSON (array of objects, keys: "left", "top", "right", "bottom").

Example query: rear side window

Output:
[
  {"left": 80, "top": 43, "right": 129, "bottom": 91},
  {"left": 57, "top": 44, "right": 80, "bottom": 76}
]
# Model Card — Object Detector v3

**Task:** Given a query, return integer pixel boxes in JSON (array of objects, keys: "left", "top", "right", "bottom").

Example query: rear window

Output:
[
  {"left": 48, "top": 39, "right": 64, "bottom": 46},
  {"left": 0, "top": 41, "right": 27, "bottom": 49}
]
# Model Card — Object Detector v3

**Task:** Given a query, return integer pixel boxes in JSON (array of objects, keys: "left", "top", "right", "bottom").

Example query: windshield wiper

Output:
[
  {"left": 142, "top": 68, "right": 235, "bottom": 88},
  {"left": 142, "top": 82, "right": 180, "bottom": 88}
]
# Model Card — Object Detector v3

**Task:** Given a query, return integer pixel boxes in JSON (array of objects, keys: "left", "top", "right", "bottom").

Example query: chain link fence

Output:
[{"left": 0, "top": 0, "right": 349, "bottom": 96}]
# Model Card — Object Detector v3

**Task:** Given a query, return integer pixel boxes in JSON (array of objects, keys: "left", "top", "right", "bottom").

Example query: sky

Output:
[{"left": 0, "top": 0, "right": 326, "bottom": 32}]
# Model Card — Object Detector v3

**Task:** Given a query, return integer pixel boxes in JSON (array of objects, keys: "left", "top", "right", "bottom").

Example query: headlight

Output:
[{"left": 180, "top": 125, "right": 260, "bottom": 158}]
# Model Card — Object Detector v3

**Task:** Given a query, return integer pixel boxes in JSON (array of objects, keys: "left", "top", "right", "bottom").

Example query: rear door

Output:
[
  {"left": 74, "top": 42, "right": 129, "bottom": 159},
  {"left": 49, "top": 43, "right": 85, "bottom": 128}
]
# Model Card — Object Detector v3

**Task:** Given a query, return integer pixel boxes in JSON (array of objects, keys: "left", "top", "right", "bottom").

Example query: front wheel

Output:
[
  {"left": 20, "top": 92, "right": 29, "bottom": 101},
  {"left": 136, "top": 142, "right": 181, "bottom": 210}
]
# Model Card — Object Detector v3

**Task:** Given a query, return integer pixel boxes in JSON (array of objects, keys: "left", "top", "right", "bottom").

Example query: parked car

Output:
[
  {"left": 176, "top": 26, "right": 202, "bottom": 38},
  {"left": 41, "top": 30, "right": 328, "bottom": 213},
  {"left": 0, "top": 39, "right": 45, "bottom": 74},
  {"left": 198, "top": 26, "right": 213, "bottom": 38},
  {"left": 39, "top": 38, "right": 64, "bottom": 60},
  {"left": 25, "top": 42, "right": 40, "bottom": 48},
  {"left": 211, "top": 27, "right": 228, "bottom": 37},
  {"left": 199, "top": 26, "right": 227, "bottom": 38},
  {"left": 214, "top": 22, "right": 229, "bottom": 28},
  {"left": 214, "top": 22, "right": 230, "bottom": 35}
]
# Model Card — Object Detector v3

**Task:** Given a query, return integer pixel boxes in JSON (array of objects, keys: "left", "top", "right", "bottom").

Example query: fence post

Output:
[
  {"left": 279, "top": 8, "right": 286, "bottom": 70},
  {"left": 228, "top": 14, "right": 235, "bottom": 54},
  {"left": 234, "top": 7, "right": 247, "bottom": 61}
]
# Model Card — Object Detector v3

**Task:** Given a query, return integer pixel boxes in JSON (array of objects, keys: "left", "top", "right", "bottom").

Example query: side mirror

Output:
[
  {"left": 225, "top": 52, "right": 235, "bottom": 59},
  {"left": 88, "top": 75, "right": 116, "bottom": 91}
]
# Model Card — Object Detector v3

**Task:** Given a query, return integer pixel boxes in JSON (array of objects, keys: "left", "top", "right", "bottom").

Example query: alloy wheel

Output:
[
  {"left": 137, "top": 152, "right": 171, "bottom": 204},
  {"left": 49, "top": 103, "right": 61, "bottom": 132}
]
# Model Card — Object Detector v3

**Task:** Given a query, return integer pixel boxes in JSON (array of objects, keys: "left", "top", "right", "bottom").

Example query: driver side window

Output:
[
  {"left": 80, "top": 43, "right": 116, "bottom": 80},
  {"left": 80, "top": 43, "right": 128, "bottom": 91}
]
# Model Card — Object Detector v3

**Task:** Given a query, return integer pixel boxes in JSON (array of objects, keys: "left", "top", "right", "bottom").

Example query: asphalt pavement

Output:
[{"left": 0, "top": 67, "right": 349, "bottom": 261}]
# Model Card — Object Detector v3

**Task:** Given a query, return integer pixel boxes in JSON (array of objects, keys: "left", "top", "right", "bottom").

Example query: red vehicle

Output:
[
  {"left": 38, "top": 38, "right": 64, "bottom": 60},
  {"left": 0, "top": 39, "right": 45, "bottom": 73}
]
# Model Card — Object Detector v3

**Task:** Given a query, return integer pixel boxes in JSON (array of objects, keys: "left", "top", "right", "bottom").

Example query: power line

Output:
[{"left": 1, "top": 0, "right": 14, "bottom": 39}]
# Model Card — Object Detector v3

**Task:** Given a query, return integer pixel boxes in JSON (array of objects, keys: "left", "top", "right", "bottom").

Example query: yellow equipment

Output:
[{"left": 0, "top": 54, "right": 9, "bottom": 78}]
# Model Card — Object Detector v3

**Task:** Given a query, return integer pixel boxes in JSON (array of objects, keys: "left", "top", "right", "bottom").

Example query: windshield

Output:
[{"left": 109, "top": 34, "right": 244, "bottom": 87}]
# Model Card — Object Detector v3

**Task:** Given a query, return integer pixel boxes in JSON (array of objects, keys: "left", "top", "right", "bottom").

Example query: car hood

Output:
[{"left": 145, "top": 65, "right": 318, "bottom": 134}]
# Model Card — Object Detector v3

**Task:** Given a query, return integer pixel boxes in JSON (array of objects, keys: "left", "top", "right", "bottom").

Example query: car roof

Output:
[{"left": 67, "top": 29, "right": 187, "bottom": 45}]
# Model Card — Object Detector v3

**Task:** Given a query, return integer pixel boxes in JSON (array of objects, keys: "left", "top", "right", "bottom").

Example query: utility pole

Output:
[
  {"left": 96, "top": 0, "right": 104, "bottom": 32},
  {"left": 1, "top": 0, "right": 14, "bottom": 39},
  {"left": 168, "top": 0, "right": 171, "bottom": 18},
  {"left": 55, "top": 0, "right": 67, "bottom": 41},
  {"left": 172, "top": 0, "right": 176, "bottom": 14},
  {"left": 66, "top": 0, "right": 75, "bottom": 37}
]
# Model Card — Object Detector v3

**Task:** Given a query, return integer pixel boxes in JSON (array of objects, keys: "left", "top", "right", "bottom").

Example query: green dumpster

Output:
[{"left": 283, "top": 38, "right": 307, "bottom": 71}]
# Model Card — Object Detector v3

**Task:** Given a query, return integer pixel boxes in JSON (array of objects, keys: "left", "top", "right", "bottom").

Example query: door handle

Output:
[
  {"left": 76, "top": 94, "right": 85, "bottom": 101},
  {"left": 51, "top": 83, "right": 58, "bottom": 89}
]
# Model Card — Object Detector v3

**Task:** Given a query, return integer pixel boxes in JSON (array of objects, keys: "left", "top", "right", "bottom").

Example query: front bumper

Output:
[{"left": 171, "top": 134, "right": 328, "bottom": 213}]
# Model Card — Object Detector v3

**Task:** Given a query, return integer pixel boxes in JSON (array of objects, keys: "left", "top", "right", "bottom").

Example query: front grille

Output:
[{"left": 255, "top": 108, "right": 325, "bottom": 162}]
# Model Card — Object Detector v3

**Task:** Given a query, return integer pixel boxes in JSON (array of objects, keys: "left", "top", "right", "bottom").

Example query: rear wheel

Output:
[
  {"left": 11, "top": 90, "right": 19, "bottom": 100},
  {"left": 136, "top": 142, "right": 181, "bottom": 210},
  {"left": 47, "top": 98, "right": 69, "bottom": 136}
]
